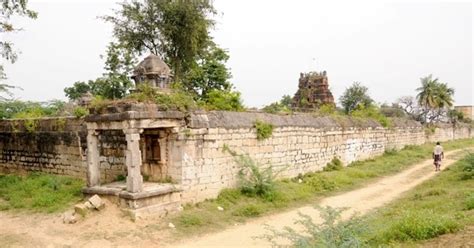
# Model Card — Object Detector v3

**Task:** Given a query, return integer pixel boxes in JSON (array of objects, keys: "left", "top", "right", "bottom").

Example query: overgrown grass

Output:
[
  {"left": 167, "top": 139, "right": 474, "bottom": 237},
  {"left": 362, "top": 151, "right": 474, "bottom": 246},
  {"left": 0, "top": 173, "right": 84, "bottom": 213}
]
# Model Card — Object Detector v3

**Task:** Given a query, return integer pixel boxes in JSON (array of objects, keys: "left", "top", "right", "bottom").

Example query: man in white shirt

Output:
[{"left": 432, "top": 142, "right": 444, "bottom": 172}]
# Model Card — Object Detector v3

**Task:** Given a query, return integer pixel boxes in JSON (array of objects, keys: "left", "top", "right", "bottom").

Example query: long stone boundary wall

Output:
[{"left": 0, "top": 111, "right": 472, "bottom": 203}]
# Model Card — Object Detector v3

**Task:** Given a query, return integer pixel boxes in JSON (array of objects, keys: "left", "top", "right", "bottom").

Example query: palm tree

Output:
[
  {"left": 416, "top": 75, "right": 455, "bottom": 122},
  {"left": 416, "top": 75, "right": 439, "bottom": 109},
  {"left": 434, "top": 83, "right": 455, "bottom": 109}
]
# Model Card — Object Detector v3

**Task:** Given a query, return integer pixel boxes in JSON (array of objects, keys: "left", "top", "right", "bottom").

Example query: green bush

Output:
[
  {"left": 200, "top": 89, "right": 244, "bottom": 111},
  {"left": 382, "top": 210, "right": 459, "bottom": 242},
  {"left": 318, "top": 104, "right": 336, "bottom": 115},
  {"left": 254, "top": 120, "right": 274, "bottom": 140},
  {"left": 351, "top": 104, "right": 392, "bottom": 128},
  {"left": 323, "top": 157, "right": 344, "bottom": 171},
  {"left": 261, "top": 206, "right": 367, "bottom": 247},
  {"left": 73, "top": 106, "right": 89, "bottom": 118},
  {"left": 224, "top": 146, "right": 278, "bottom": 198},
  {"left": 303, "top": 174, "right": 336, "bottom": 191}
]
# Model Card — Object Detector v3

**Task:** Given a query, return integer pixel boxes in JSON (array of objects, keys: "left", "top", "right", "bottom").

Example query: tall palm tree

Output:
[
  {"left": 416, "top": 75, "right": 439, "bottom": 109},
  {"left": 434, "top": 83, "right": 455, "bottom": 109},
  {"left": 416, "top": 75, "right": 455, "bottom": 122}
]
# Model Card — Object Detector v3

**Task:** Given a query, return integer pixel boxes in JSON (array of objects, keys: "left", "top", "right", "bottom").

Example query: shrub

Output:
[
  {"left": 73, "top": 106, "right": 89, "bottom": 118},
  {"left": 127, "top": 83, "right": 198, "bottom": 112},
  {"left": 304, "top": 174, "right": 336, "bottom": 191},
  {"left": 254, "top": 120, "right": 274, "bottom": 140},
  {"left": 323, "top": 157, "right": 344, "bottom": 171},
  {"left": 382, "top": 210, "right": 459, "bottom": 242},
  {"left": 154, "top": 91, "right": 197, "bottom": 111},
  {"left": 351, "top": 104, "right": 392, "bottom": 128},
  {"left": 200, "top": 89, "right": 244, "bottom": 111},
  {"left": 319, "top": 104, "right": 336, "bottom": 115},
  {"left": 261, "top": 206, "right": 367, "bottom": 247},
  {"left": 223, "top": 146, "right": 278, "bottom": 198}
]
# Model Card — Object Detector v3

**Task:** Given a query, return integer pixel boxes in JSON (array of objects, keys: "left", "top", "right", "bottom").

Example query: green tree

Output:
[
  {"left": 201, "top": 89, "right": 244, "bottom": 111},
  {"left": 103, "top": 0, "right": 215, "bottom": 81},
  {"left": 416, "top": 75, "right": 455, "bottom": 123},
  {"left": 416, "top": 75, "right": 440, "bottom": 109},
  {"left": 64, "top": 81, "right": 91, "bottom": 101},
  {"left": 262, "top": 95, "right": 293, "bottom": 114},
  {"left": 184, "top": 43, "right": 232, "bottom": 98},
  {"left": 1, "top": 0, "right": 37, "bottom": 98},
  {"left": 339, "top": 82, "right": 373, "bottom": 114}
]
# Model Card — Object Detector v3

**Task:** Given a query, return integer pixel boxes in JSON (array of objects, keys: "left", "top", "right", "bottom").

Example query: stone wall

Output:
[
  {"left": 179, "top": 112, "right": 472, "bottom": 202},
  {"left": 0, "top": 111, "right": 472, "bottom": 204},
  {"left": 0, "top": 118, "right": 87, "bottom": 178},
  {"left": 0, "top": 118, "right": 126, "bottom": 182}
]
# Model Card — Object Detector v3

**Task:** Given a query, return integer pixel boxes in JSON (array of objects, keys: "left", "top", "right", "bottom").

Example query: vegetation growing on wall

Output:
[{"left": 254, "top": 120, "right": 274, "bottom": 140}]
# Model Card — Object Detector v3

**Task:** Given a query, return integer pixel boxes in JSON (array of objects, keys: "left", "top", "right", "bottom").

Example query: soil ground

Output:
[{"left": 0, "top": 149, "right": 470, "bottom": 247}]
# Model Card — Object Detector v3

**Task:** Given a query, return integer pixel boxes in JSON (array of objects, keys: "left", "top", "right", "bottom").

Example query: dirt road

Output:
[
  {"left": 172, "top": 149, "right": 464, "bottom": 247},
  {"left": 0, "top": 149, "right": 467, "bottom": 248}
]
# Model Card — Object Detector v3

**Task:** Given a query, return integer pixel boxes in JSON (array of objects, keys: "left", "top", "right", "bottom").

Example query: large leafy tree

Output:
[
  {"left": 416, "top": 75, "right": 454, "bottom": 122},
  {"left": 1, "top": 0, "right": 37, "bottom": 99},
  {"left": 184, "top": 43, "right": 232, "bottom": 97},
  {"left": 103, "top": 0, "right": 216, "bottom": 81},
  {"left": 339, "top": 82, "right": 373, "bottom": 114}
]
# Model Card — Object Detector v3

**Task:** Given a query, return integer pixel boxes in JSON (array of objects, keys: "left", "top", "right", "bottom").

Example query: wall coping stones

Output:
[{"left": 187, "top": 111, "right": 423, "bottom": 130}]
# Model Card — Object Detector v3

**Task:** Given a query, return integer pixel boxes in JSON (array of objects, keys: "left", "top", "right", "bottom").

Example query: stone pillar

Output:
[
  {"left": 124, "top": 128, "right": 144, "bottom": 193},
  {"left": 86, "top": 130, "right": 100, "bottom": 187}
]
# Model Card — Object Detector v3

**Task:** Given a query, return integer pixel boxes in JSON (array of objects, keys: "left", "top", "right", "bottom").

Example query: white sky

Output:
[{"left": 2, "top": 0, "right": 473, "bottom": 107}]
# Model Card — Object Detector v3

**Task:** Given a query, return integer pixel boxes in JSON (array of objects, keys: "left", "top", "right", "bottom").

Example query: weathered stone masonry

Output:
[{"left": 0, "top": 110, "right": 472, "bottom": 206}]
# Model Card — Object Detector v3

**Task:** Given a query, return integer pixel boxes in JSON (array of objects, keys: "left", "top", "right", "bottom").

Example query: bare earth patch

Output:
[{"left": 0, "top": 149, "right": 469, "bottom": 248}]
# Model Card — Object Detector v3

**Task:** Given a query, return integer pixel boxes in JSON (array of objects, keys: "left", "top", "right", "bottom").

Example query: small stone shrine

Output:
[{"left": 131, "top": 54, "right": 173, "bottom": 90}]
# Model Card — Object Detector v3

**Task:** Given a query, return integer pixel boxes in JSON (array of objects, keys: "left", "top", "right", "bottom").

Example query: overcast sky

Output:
[{"left": 3, "top": 0, "right": 473, "bottom": 107}]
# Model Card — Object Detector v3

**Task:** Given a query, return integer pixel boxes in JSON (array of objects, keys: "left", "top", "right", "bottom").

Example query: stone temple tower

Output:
[
  {"left": 292, "top": 71, "right": 335, "bottom": 110},
  {"left": 131, "top": 54, "right": 173, "bottom": 90}
]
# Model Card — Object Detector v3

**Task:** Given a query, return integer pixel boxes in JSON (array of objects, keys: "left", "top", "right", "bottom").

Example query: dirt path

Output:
[
  {"left": 0, "top": 149, "right": 468, "bottom": 248},
  {"left": 171, "top": 149, "right": 466, "bottom": 248}
]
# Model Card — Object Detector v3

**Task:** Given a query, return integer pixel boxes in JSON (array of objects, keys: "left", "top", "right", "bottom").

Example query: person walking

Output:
[{"left": 433, "top": 142, "right": 444, "bottom": 172}]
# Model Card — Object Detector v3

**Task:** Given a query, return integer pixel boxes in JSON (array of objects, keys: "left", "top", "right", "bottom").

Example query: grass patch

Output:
[
  {"left": 362, "top": 152, "right": 474, "bottom": 246},
  {"left": 0, "top": 173, "right": 84, "bottom": 213},
  {"left": 167, "top": 139, "right": 474, "bottom": 237}
]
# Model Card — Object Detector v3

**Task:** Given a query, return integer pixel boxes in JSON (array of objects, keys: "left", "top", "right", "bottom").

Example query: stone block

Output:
[
  {"left": 88, "top": 194, "right": 105, "bottom": 210},
  {"left": 74, "top": 203, "right": 88, "bottom": 217}
]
